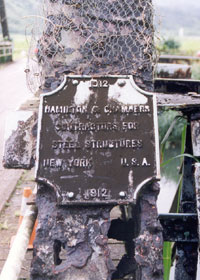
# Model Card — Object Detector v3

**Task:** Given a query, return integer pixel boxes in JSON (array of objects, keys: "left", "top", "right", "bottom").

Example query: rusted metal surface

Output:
[
  {"left": 159, "top": 214, "right": 198, "bottom": 242},
  {"left": 29, "top": 0, "right": 155, "bottom": 92},
  {"left": 27, "top": 0, "right": 164, "bottom": 279},
  {"left": 155, "top": 78, "right": 200, "bottom": 94},
  {"left": 31, "top": 187, "right": 114, "bottom": 280},
  {"left": 175, "top": 121, "right": 198, "bottom": 280},
  {"left": 36, "top": 76, "right": 160, "bottom": 205},
  {"left": 156, "top": 63, "right": 191, "bottom": 79},
  {"left": 4, "top": 90, "right": 200, "bottom": 174},
  {"left": 157, "top": 93, "right": 200, "bottom": 109},
  {"left": 159, "top": 55, "right": 200, "bottom": 65},
  {"left": 3, "top": 89, "right": 200, "bottom": 174},
  {"left": 3, "top": 111, "right": 37, "bottom": 169},
  {"left": 194, "top": 163, "right": 200, "bottom": 279},
  {"left": 108, "top": 214, "right": 199, "bottom": 243},
  {"left": 175, "top": 243, "right": 198, "bottom": 280},
  {"left": 134, "top": 182, "right": 163, "bottom": 280},
  {"left": 191, "top": 117, "right": 200, "bottom": 157},
  {"left": 108, "top": 183, "right": 164, "bottom": 279}
]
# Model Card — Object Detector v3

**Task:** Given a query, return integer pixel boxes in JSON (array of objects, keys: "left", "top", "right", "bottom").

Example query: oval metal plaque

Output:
[{"left": 36, "top": 76, "right": 160, "bottom": 205}]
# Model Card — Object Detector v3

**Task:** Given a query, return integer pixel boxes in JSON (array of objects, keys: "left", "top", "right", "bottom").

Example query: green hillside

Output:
[
  {"left": 2, "top": 0, "right": 37, "bottom": 35},
  {"left": 154, "top": 0, "right": 200, "bottom": 36},
  {"left": 1, "top": 0, "right": 200, "bottom": 36}
]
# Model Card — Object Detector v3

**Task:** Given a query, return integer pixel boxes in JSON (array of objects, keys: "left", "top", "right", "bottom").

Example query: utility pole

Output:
[{"left": 0, "top": 0, "right": 10, "bottom": 40}]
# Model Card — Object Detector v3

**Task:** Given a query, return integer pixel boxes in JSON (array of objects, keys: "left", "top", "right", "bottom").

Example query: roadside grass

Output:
[
  {"left": 179, "top": 37, "right": 200, "bottom": 80},
  {"left": 0, "top": 220, "right": 8, "bottom": 230},
  {"left": 179, "top": 36, "right": 200, "bottom": 55},
  {"left": 192, "top": 63, "right": 200, "bottom": 80},
  {"left": 156, "top": 36, "right": 200, "bottom": 80},
  {"left": 0, "top": 34, "right": 30, "bottom": 69},
  {"left": 11, "top": 34, "right": 31, "bottom": 61},
  {"left": 156, "top": 36, "right": 200, "bottom": 56},
  {"left": 16, "top": 171, "right": 28, "bottom": 188}
]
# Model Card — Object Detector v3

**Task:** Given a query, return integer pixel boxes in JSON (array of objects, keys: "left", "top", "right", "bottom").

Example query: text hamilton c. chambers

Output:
[{"left": 41, "top": 104, "right": 152, "bottom": 170}]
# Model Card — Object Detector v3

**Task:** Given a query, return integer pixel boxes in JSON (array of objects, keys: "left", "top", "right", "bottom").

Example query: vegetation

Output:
[
  {"left": 159, "top": 112, "right": 187, "bottom": 280},
  {"left": 11, "top": 34, "right": 31, "bottom": 60},
  {"left": 157, "top": 38, "right": 181, "bottom": 56},
  {"left": 159, "top": 39, "right": 181, "bottom": 53},
  {"left": 0, "top": 220, "right": 8, "bottom": 230},
  {"left": 163, "top": 242, "right": 173, "bottom": 280},
  {"left": 179, "top": 37, "right": 200, "bottom": 55},
  {"left": 157, "top": 37, "right": 200, "bottom": 56},
  {"left": 157, "top": 36, "right": 200, "bottom": 80},
  {"left": 158, "top": 110, "right": 186, "bottom": 149},
  {"left": 192, "top": 63, "right": 200, "bottom": 80}
]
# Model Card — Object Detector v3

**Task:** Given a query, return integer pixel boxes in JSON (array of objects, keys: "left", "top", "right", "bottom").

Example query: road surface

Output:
[{"left": 0, "top": 58, "right": 33, "bottom": 212}]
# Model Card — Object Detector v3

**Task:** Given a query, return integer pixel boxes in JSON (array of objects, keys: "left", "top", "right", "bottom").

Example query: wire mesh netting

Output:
[{"left": 27, "top": 0, "right": 155, "bottom": 92}]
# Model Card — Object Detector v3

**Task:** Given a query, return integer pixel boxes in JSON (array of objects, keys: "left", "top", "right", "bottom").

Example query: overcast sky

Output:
[{"left": 153, "top": 0, "right": 200, "bottom": 8}]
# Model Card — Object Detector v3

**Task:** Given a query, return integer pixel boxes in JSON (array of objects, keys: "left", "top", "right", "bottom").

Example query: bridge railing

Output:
[{"left": 0, "top": 41, "right": 13, "bottom": 62}]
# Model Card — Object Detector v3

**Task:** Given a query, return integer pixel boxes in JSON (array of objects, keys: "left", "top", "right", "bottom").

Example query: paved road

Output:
[{"left": 0, "top": 59, "right": 32, "bottom": 212}]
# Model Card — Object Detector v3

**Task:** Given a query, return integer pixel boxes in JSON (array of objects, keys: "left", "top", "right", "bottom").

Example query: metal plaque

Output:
[{"left": 36, "top": 76, "right": 160, "bottom": 205}]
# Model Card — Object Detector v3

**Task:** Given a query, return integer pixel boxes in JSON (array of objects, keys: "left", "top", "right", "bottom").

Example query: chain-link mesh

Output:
[{"left": 27, "top": 0, "right": 155, "bottom": 92}]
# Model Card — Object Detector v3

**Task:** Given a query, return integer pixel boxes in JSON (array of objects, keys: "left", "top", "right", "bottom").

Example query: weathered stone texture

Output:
[
  {"left": 31, "top": 185, "right": 114, "bottom": 280},
  {"left": 3, "top": 112, "right": 37, "bottom": 169},
  {"left": 34, "top": 0, "right": 155, "bottom": 92},
  {"left": 134, "top": 182, "right": 163, "bottom": 280},
  {"left": 30, "top": 0, "right": 163, "bottom": 279}
]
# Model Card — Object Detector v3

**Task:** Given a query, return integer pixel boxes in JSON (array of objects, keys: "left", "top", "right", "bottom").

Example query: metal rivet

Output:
[
  {"left": 119, "top": 191, "right": 126, "bottom": 198},
  {"left": 118, "top": 80, "right": 126, "bottom": 87},
  {"left": 67, "top": 192, "right": 75, "bottom": 199},
  {"left": 72, "top": 80, "right": 79, "bottom": 85}
]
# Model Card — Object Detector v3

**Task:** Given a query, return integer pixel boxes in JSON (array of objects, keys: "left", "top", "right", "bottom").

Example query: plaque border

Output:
[{"left": 35, "top": 75, "right": 160, "bottom": 204}]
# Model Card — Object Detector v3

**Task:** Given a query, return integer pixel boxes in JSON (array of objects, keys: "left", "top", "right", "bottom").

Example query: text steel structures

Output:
[{"left": 36, "top": 76, "right": 160, "bottom": 205}]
